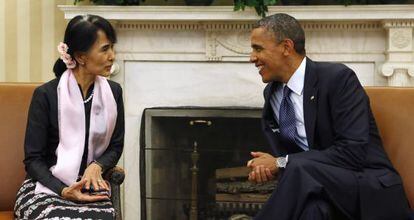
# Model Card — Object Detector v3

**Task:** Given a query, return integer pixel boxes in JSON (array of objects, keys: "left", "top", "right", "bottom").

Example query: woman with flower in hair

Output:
[{"left": 14, "top": 14, "right": 124, "bottom": 219}]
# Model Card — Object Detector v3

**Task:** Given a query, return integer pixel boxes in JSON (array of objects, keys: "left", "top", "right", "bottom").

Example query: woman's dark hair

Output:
[{"left": 53, "top": 14, "right": 117, "bottom": 77}]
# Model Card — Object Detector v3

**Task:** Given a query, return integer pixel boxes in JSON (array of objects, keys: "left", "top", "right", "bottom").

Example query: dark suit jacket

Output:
[{"left": 262, "top": 58, "right": 409, "bottom": 219}]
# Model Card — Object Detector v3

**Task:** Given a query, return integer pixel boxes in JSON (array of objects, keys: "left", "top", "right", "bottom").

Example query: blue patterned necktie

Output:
[{"left": 279, "top": 86, "right": 299, "bottom": 149}]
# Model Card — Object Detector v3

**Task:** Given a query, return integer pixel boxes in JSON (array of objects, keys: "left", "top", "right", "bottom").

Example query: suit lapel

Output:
[
  {"left": 303, "top": 58, "right": 318, "bottom": 149},
  {"left": 263, "top": 81, "right": 280, "bottom": 129}
]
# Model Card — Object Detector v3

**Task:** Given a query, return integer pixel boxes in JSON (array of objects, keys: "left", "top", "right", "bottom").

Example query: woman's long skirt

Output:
[{"left": 14, "top": 179, "right": 115, "bottom": 220}]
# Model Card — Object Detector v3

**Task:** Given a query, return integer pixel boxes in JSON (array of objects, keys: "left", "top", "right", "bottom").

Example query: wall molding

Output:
[
  {"left": 116, "top": 21, "right": 383, "bottom": 31},
  {"left": 59, "top": 5, "right": 414, "bottom": 22}
]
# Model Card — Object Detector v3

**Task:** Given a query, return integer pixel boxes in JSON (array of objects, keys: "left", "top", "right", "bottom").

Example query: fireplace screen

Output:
[{"left": 140, "top": 108, "right": 276, "bottom": 220}]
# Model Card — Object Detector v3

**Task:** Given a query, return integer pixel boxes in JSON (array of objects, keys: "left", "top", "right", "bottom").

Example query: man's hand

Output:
[
  {"left": 61, "top": 179, "right": 109, "bottom": 202},
  {"left": 247, "top": 151, "right": 278, "bottom": 184},
  {"left": 82, "top": 162, "right": 109, "bottom": 192}
]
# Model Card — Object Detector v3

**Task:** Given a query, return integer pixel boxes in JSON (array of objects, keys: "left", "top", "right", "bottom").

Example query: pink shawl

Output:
[{"left": 35, "top": 69, "right": 117, "bottom": 195}]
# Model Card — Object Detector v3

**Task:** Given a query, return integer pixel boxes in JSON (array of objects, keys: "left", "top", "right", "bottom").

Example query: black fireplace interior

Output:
[{"left": 140, "top": 108, "right": 275, "bottom": 220}]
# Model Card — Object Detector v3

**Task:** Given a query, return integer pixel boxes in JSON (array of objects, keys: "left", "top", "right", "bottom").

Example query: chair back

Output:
[
  {"left": 0, "top": 83, "right": 38, "bottom": 211},
  {"left": 365, "top": 87, "right": 414, "bottom": 209}
]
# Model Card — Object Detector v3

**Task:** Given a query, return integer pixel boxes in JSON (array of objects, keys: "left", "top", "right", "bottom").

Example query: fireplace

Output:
[{"left": 140, "top": 108, "right": 276, "bottom": 220}]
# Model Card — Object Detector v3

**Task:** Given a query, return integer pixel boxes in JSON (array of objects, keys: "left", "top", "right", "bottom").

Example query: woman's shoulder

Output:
[
  {"left": 107, "top": 79, "right": 122, "bottom": 94},
  {"left": 107, "top": 79, "right": 121, "bottom": 88},
  {"left": 32, "top": 78, "right": 59, "bottom": 99},
  {"left": 36, "top": 78, "right": 59, "bottom": 93},
  {"left": 28, "top": 78, "right": 59, "bottom": 107}
]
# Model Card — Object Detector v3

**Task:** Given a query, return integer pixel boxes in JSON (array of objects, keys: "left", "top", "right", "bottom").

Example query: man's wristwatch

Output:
[{"left": 276, "top": 156, "right": 287, "bottom": 169}]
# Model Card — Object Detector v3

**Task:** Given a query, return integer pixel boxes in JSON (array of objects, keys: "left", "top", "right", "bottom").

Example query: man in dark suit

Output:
[{"left": 247, "top": 13, "right": 409, "bottom": 220}]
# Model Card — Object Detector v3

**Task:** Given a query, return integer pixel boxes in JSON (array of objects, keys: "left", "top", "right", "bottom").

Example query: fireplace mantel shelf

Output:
[{"left": 59, "top": 5, "right": 414, "bottom": 22}]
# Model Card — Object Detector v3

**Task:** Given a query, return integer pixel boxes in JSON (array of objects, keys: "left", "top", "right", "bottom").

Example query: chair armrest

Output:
[
  {"left": 104, "top": 166, "right": 125, "bottom": 185},
  {"left": 103, "top": 166, "right": 125, "bottom": 220}
]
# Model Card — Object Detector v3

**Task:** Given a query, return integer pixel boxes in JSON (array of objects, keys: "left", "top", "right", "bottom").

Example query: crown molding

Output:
[{"left": 59, "top": 5, "right": 414, "bottom": 22}]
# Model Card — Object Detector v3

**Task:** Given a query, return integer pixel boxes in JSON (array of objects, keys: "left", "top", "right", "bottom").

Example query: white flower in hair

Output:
[{"left": 57, "top": 42, "right": 77, "bottom": 69}]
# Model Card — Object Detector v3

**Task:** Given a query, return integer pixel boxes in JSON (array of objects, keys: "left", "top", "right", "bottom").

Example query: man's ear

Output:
[
  {"left": 282, "top": 38, "right": 295, "bottom": 56},
  {"left": 74, "top": 51, "right": 87, "bottom": 66}
]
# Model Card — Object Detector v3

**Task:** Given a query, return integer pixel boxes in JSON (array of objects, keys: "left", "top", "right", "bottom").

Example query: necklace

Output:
[{"left": 83, "top": 90, "right": 94, "bottom": 104}]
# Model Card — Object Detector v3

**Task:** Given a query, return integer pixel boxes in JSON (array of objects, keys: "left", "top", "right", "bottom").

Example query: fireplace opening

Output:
[{"left": 140, "top": 108, "right": 276, "bottom": 220}]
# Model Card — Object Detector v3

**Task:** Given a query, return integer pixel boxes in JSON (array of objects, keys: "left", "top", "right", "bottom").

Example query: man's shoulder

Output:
[
  {"left": 312, "top": 60, "right": 351, "bottom": 75},
  {"left": 308, "top": 60, "right": 363, "bottom": 95},
  {"left": 310, "top": 60, "right": 355, "bottom": 82}
]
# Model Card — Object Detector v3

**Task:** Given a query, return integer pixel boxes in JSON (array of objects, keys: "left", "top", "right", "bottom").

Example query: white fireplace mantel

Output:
[
  {"left": 60, "top": 5, "right": 414, "bottom": 220},
  {"left": 60, "top": 5, "right": 414, "bottom": 87}
]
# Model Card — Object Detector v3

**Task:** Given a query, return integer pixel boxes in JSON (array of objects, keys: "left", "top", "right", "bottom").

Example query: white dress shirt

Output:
[{"left": 270, "top": 57, "right": 309, "bottom": 151}]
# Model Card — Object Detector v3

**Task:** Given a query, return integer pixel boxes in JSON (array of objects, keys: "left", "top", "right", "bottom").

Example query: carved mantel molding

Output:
[
  {"left": 381, "top": 20, "right": 414, "bottom": 86},
  {"left": 60, "top": 6, "right": 414, "bottom": 86},
  {"left": 59, "top": 5, "right": 414, "bottom": 21}
]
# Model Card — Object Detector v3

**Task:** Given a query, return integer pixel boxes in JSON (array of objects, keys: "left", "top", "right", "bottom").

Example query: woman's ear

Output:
[{"left": 74, "top": 52, "right": 86, "bottom": 66}]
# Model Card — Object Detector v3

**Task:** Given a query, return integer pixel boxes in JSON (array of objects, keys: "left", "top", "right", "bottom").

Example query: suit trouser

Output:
[
  {"left": 254, "top": 157, "right": 359, "bottom": 220},
  {"left": 299, "top": 197, "right": 333, "bottom": 220}
]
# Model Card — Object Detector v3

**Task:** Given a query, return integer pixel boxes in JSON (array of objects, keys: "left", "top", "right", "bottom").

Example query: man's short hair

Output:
[{"left": 253, "top": 13, "right": 306, "bottom": 55}]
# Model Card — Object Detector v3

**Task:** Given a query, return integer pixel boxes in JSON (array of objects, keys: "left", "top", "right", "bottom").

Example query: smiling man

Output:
[{"left": 247, "top": 13, "right": 409, "bottom": 220}]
